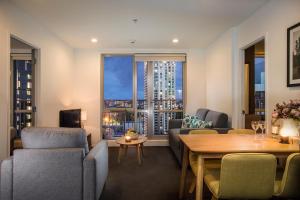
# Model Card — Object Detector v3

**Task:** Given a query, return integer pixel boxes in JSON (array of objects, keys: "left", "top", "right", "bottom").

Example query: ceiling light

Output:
[
  {"left": 132, "top": 18, "right": 138, "bottom": 23},
  {"left": 91, "top": 38, "right": 98, "bottom": 43},
  {"left": 172, "top": 38, "right": 179, "bottom": 44}
]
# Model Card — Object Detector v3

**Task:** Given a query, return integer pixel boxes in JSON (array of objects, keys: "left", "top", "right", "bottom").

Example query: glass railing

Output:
[{"left": 102, "top": 99, "right": 183, "bottom": 139}]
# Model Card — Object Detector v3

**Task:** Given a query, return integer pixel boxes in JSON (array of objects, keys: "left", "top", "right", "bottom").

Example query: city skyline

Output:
[{"left": 104, "top": 55, "right": 183, "bottom": 101}]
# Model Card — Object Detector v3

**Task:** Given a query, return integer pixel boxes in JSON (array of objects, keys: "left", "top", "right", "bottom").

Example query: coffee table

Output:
[{"left": 116, "top": 136, "right": 147, "bottom": 165}]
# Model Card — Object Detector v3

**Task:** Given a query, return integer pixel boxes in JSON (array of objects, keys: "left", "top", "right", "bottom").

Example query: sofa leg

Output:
[{"left": 188, "top": 177, "right": 196, "bottom": 194}]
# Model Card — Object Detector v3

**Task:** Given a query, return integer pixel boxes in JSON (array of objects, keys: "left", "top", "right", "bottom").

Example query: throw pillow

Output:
[
  {"left": 199, "top": 120, "right": 213, "bottom": 128},
  {"left": 182, "top": 114, "right": 201, "bottom": 128},
  {"left": 182, "top": 114, "right": 213, "bottom": 128}
]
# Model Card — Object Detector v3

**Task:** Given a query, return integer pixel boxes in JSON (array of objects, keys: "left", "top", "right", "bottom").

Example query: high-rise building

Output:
[{"left": 152, "top": 61, "right": 176, "bottom": 134}]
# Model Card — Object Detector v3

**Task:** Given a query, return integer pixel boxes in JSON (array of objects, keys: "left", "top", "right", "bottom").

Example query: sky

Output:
[
  {"left": 104, "top": 56, "right": 183, "bottom": 100},
  {"left": 255, "top": 57, "right": 265, "bottom": 84}
]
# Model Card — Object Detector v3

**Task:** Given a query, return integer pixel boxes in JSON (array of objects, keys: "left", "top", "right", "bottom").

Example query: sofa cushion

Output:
[
  {"left": 196, "top": 108, "right": 210, "bottom": 120},
  {"left": 21, "top": 127, "right": 89, "bottom": 154},
  {"left": 205, "top": 111, "right": 228, "bottom": 128}
]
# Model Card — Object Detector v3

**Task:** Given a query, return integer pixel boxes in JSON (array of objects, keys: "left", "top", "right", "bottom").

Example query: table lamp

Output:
[{"left": 279, "top": 120, "right": 299, "bottom": 144}]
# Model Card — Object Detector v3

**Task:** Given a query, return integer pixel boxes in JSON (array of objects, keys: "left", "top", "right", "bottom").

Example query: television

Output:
[{"left": 59, "top": 109, "right": 81, "bottom": 128}]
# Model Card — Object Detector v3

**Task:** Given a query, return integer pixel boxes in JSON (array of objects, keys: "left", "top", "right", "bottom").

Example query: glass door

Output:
[
  {"left": 135, "top": 55, "right": 185, "bottom": 135},
  {"left": 102, "top": 55, "right": 134, "bottom": 138},
  {"left": 11, "top": 51, "right": 36, "bottom": 137},
  {"left": 102, "top": 54, "right": 186, "bottom": 138}
]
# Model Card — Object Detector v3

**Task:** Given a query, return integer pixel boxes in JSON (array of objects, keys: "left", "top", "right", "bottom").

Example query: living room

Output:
[{"left": 0, "top": 0, "right": 300, "bottom": 200}]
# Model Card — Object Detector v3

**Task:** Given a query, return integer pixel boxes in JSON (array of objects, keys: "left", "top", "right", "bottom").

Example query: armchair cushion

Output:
[
  {"left": 21, "top": 127, "right": 89, "bottom": 155},
  {"left": 13, "top": 149, "right": 84, "bottom": 200}
]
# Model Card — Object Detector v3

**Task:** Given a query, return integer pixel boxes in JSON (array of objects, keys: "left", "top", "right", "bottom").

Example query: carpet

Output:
[{"left": 100, "top": 146, "right": 211, "bottom": 200}]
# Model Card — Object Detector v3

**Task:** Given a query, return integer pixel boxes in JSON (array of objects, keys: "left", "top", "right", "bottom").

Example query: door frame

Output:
[
  {"left": 237, "top": 34, "right": 269, "bottom": 131},
  {"left": 9, "top": 35, "right": 40, "bottom": 151}
]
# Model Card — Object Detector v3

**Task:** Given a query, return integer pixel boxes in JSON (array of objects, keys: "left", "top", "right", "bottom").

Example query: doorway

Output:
[
  {"left": 10, "top": 37, "right": 37, "bottom": 139},
  {"left": 243, "top": 39, "right": 265, "bottom": 129}
]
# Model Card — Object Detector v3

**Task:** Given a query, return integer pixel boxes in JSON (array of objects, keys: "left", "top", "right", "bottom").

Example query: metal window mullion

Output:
[{"left": 133, "top": 56, "right": 137, "bottom": 131}]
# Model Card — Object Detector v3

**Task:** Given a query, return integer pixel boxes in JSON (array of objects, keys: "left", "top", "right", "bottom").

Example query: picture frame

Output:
[{"left": 287, "top": 22, "right": 300, "bottom": 87}]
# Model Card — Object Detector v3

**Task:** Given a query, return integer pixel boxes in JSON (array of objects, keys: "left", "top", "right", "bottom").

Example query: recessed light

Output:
[
  {"left": 172, "top": 38, "right": 179, "bottom": 44},
  {"left": 91, "top": 38, "right": 98, "bottom": 43}
]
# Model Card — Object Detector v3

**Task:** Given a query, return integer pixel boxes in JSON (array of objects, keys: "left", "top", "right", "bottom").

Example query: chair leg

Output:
[
  {"left": 188, "top": 177, "right": 196, "bottom": 194},
  {"left": 211, "top": 196, "right": 218, "bottom": 200}
]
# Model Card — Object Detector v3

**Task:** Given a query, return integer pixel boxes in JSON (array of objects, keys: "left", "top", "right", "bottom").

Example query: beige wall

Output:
[
  {"left": 205, "top": 29, "right": 234, "bottom": 126},
  {"left": 0, "top": 1, "right": 74, "bottom": 159},
  {"left": 73, "top": 48, "right": 206, "bottom": 144},
  {"left": 204, "top": 0, "right": 300, "bottom": 131}
]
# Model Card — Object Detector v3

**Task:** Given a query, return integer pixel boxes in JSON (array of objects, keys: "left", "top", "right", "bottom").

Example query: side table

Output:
[{"left": 116, "top": 136, "right": 147, "bottom": 165}]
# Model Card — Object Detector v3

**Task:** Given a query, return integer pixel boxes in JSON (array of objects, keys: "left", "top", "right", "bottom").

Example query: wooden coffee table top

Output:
[{"left": 116, "top": 136, "right": 147, "bottom": 145}]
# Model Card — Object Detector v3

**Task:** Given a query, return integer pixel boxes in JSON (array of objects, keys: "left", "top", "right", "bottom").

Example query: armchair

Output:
[{"left": 0, "top": 127, "right": 108, "bottom": 200}]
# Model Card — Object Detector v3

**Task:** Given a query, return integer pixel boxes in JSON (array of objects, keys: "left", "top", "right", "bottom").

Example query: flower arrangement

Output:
[{"left": 272, "top": 99, "right": 300, "bottom": 121}]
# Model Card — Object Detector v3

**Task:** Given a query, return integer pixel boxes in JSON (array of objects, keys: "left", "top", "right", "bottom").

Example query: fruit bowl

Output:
[{"left": 125, "top": 129, "right": 139, "bottom": 140}]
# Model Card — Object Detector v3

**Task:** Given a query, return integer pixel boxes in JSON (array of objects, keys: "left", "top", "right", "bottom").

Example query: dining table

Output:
[{"left": 178, "top": 133, "right": 300, "bottom": 200}]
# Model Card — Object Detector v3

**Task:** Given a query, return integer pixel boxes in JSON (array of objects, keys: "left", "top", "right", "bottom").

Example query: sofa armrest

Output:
[
  {"left": 0, "top": 157, "right": 13, "bottom": 200},
  {"left": 168, "top": 119, "right": 183, "bottom": 129},
  {"left": 83, "top": 140, "right": 108, "bottom": 200}
]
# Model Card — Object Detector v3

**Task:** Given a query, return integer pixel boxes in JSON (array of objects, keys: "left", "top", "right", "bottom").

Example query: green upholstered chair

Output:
[
  {"left": 204, "top": 153, "right": 277, "bottom": 200},
  {"left": 188, "top": 129, "right": 219, "bottom": 193},
  {"left": 228, "top": 129, "right": 255, "bottom": 134},
  {"left": 274, "top": 153, "right": 300, "bottom": 199}
]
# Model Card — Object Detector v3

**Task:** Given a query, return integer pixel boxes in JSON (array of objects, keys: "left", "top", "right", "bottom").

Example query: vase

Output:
[{"left": 279, "top": 118, "right": 299, "bottom": 137}]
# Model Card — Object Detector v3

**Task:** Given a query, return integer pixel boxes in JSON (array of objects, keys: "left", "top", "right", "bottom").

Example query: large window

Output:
[{"left": 102, "top": 54, "right": 185, "bottom": 139}]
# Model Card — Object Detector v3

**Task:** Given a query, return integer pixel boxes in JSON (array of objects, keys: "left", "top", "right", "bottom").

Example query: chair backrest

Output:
[
  {"left": 21, "top": 127, "right": 89, "bottom": 155},
  {"left": 227, "top": 129, "right": 255, "bottom": 134},
  {"left": 277, "top": 153, "right": 300, "bottom": 198},
  {"left": 189, "top": 129, "right": 218, "bottom": 135},
  {"left": 219, "top": 153, "right": 277, "bottom": 199}
]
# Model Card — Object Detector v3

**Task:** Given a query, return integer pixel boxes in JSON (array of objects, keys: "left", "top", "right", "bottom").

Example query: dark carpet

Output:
[{"left": 100, "top": 146, "right": 211, "bottom": 200}]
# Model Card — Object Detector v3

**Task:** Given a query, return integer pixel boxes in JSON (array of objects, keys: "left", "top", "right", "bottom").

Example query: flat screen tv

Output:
[{"left": 59, "top": 109, "right": 81, "bottom": 128}]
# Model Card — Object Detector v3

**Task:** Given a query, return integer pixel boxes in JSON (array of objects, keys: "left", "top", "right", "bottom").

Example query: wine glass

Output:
[
  {"left": 259, "top": 121, "right": 266, "bottom": 139},
  {"left": 251, "top": 121, "right": 259, "bottom": 134},
  {"left": 259, "top": 121, "right": 266, "bottom": 134}
]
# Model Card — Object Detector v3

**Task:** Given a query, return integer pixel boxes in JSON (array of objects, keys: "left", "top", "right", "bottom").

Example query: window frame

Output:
[{"left": 100, "top": 53, "right": 187, "bottom": 138}]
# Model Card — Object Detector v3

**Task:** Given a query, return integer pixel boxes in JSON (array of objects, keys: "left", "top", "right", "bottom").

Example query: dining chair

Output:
[
  {"left": 188, "top": 129, "right": 219, "bottom": 193},
  {"left": 204, "top": 153, "right": 277, "bottom": 200},
  {"left": 274, "top": 153, "right": 300, "bottom": 199},
  {"left": 227, "top": 129, "right": 255, "bottom": 134}
]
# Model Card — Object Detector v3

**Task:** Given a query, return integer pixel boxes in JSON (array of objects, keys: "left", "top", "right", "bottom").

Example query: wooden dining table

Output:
[{"left": 178, "top": 134, "right": 300, "bottom": 200}]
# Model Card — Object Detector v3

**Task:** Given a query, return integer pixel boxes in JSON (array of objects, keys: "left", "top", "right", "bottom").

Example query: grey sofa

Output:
[
  {"left": 168, "top": 108, "right": 230, "bottom": 164},
  {"left": 0, "top": 127, "right": 108, "bottom": 200}
]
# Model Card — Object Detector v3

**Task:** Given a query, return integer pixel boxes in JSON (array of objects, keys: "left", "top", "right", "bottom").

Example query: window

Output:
[{"left": 102, "top": 54, "right": 186, "bottom": 139}]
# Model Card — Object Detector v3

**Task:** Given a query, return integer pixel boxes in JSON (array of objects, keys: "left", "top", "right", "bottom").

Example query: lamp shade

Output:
[
  {"left": 279, "top": 119, "right": 299, "bottom": 137},
  {"left": 81, "top": 110, "right": 87, "bottom": 121}
]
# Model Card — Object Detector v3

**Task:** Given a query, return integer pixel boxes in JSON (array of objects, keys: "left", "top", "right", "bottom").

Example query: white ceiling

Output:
[{"left": 11, "top": 0, "right": 268, "bottom": 49}]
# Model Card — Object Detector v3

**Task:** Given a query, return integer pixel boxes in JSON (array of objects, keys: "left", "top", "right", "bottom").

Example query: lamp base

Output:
[{"left": 279, "top": 136, "right": 290, "bottom": 144}]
